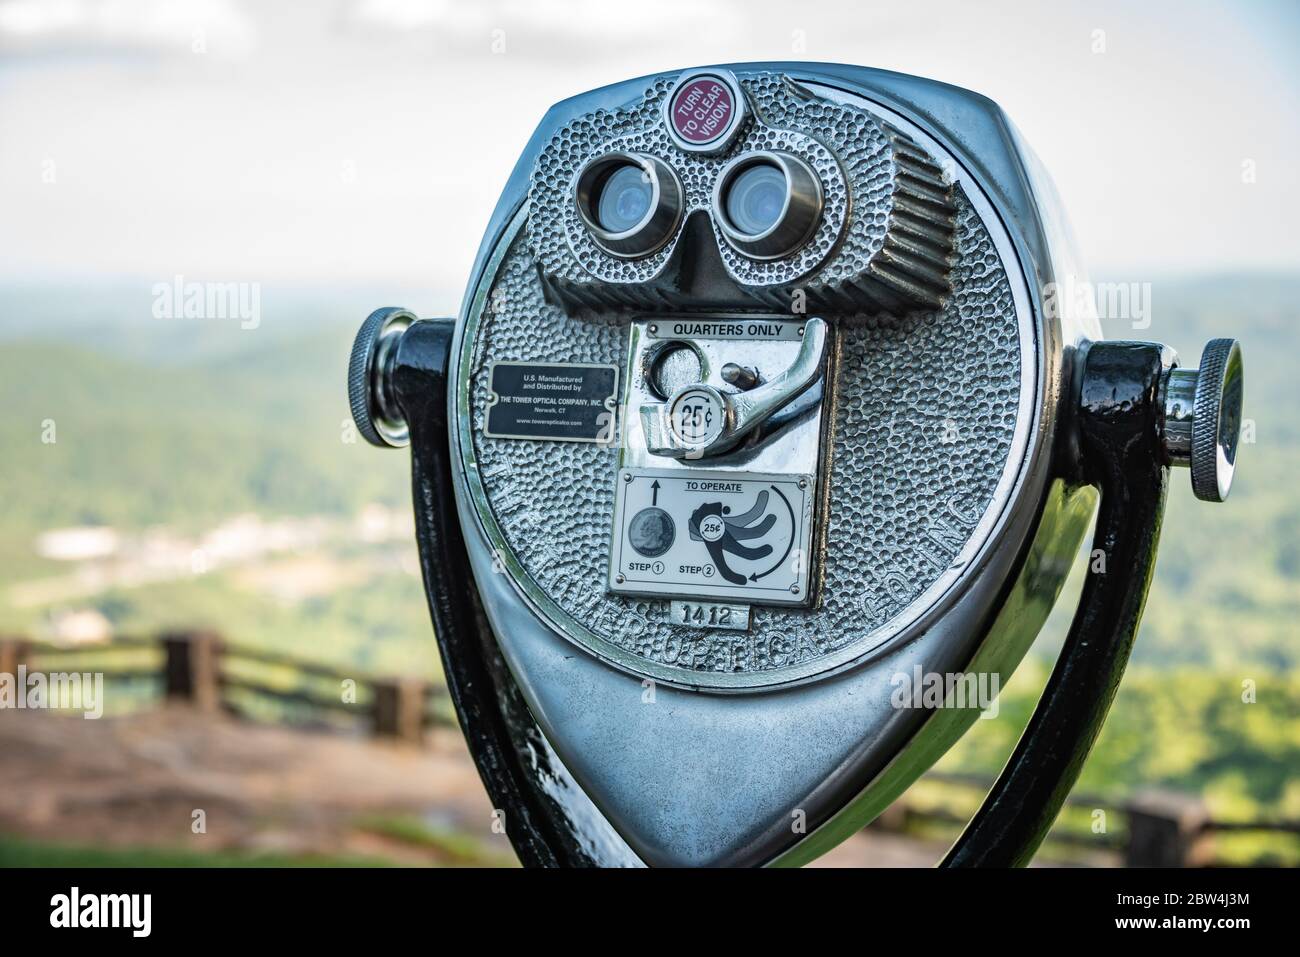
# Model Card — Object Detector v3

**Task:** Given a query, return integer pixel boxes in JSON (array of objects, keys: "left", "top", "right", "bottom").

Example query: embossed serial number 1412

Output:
[{"left": 669, "top": 600, "right": 751, "bottom": 632}]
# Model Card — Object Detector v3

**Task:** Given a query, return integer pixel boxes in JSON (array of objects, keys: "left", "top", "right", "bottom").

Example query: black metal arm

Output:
[
  {"left": 942, "top": 341, "right": 1171, "bottom": 866},
  {"left": 391, "top": 319, "right": 601, "bottom": 868}
]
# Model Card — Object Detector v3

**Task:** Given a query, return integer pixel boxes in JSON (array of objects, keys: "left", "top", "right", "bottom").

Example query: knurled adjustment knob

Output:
[
  {"left": 347, "top": 307, "right": 418, "bottom": 448},
  {"left": 1162, "top": 338, "right": 1244, "bottom": 502}
]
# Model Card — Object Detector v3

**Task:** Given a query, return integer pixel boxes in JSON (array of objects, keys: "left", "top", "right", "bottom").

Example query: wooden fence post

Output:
[
  {"left": 373, "top": 678, "right": 427, "bottom": 744},
  {"left": 1125, "top": 789, "right": 1210, "bottom": 866},
  {"left": 162, "top": 630, "right": 224, "bottom": 713},
  {"left": 0, "top": 637, "right": 29, "bottom": 677},
  {"left": 873, "top": 800, "right": 910, "bottom": 832}
]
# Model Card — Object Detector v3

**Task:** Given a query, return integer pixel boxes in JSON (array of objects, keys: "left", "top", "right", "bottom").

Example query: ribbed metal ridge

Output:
[{"left": 1190, "top": 338, "right": 1235, "bottom": 501}]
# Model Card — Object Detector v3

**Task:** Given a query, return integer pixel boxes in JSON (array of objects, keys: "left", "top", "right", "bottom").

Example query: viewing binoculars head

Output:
[{"left": 348, "top": 63, "right": 1244, "bottom": 867}]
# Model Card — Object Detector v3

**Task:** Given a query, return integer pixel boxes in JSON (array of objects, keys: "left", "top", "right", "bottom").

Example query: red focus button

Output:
[{"left": 663, "top": 70, "right": 745, "bottom": 153}]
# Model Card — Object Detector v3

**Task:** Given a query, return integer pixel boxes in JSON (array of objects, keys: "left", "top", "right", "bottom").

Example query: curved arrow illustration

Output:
[{"left": 748, "top": 485, "right": 796, "bottom": 582}]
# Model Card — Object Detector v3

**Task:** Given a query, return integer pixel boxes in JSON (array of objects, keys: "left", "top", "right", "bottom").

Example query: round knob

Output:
[
  {"left": 1162, "top": 338, "right": 1244, "bottom": 502},
  {"left": 348, "top": 307, "right": 417, "bottom": 448}
]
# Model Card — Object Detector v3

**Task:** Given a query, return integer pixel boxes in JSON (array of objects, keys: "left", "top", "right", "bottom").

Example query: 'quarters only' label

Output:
[{"left": 646, "top": 318, "right": 805, "bottom": 341}]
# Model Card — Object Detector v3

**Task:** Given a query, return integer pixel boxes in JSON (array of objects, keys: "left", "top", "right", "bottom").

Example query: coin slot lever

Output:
[{"left": 642, "top": 317, "right": 829, "bottom": 458}]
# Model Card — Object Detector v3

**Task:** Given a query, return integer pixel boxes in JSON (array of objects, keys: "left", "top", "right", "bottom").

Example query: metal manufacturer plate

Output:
[
  {"left": 668, "top": 600, "right": 751, "bottom": 632},
  {"left": 484, "top": 361, "right": 618, "bottom": 442},
  {"left": 609, "top": 467, "right": 814, "bottom": 606}
]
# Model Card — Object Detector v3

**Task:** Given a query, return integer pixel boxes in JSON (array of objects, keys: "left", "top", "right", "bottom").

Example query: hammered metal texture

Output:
[
  {"left": 528, "top": 74, "right": 954, "bottom": 313},
  {"left": 467, "top": 191, "right": 1019, "bottom": 681}
]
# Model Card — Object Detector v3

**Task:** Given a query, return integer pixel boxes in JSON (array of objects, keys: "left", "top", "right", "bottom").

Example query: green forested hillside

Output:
[
  {"left": 0, "top": 334, "right": 409, "bottom": 537},
  {"left": 0, "top": 295, "right": 428, "bottom": 674}
]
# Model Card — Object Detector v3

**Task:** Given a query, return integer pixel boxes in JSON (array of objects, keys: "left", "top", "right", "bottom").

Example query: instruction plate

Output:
[{"left": 609, "top": 467, "right": 814, "bottom": 607}]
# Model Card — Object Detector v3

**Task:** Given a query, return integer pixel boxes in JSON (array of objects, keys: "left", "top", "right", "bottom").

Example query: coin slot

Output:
[{"left": 644, "top": 340, "right": 703, "bottom": 400}]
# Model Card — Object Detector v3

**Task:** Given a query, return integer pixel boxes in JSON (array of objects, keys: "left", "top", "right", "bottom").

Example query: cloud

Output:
[
  {"left": 347, "top": 0, "right": 745, "bottom": 56},
  {"left": 0, "top": 0, "right": 257, "bottom": 58}
]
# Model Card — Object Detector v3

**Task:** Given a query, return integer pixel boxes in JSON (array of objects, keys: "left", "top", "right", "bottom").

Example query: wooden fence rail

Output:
[{"left": 0, "top": 631, "right": 450, "bottom": 744}]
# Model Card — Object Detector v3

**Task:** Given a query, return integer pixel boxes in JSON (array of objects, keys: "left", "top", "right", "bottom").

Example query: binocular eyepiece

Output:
[
  {"left": 573, "top": 147, "right": 824, "bottom": 262},
  {"left": 711, "top": 150, "right": 823, "bottom": 260},
  {"left": 348, "top": 63, "right": 1245, "bottom": 868},
  {"left": 574, "top": 152, "right": 683, "bottom": 258}
]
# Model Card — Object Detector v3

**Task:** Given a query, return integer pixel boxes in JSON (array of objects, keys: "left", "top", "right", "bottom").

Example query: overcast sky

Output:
[{"left": 1, "top": 0, "right": 1297, "bottom": 314}]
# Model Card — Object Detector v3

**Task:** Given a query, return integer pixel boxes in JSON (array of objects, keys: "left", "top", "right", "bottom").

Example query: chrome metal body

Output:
[{"left": 443, "top": 63, "right": 1097, "bottom": 866}]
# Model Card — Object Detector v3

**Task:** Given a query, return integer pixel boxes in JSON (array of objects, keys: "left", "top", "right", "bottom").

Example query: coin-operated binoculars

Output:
[{"left": 348, "top": 64, "right": 1244, "bottom": 867}]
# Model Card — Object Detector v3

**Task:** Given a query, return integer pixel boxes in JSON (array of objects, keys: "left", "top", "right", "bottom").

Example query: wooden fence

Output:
[
  {"left": 3, "top": 631, "right": 1296, "bottom": 865},
  {"left": 0, "top": 631, "right": 450, "bottom": 744},
  {"left": 871, "top": 770, "right": 1300, "bottom": 866}
]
